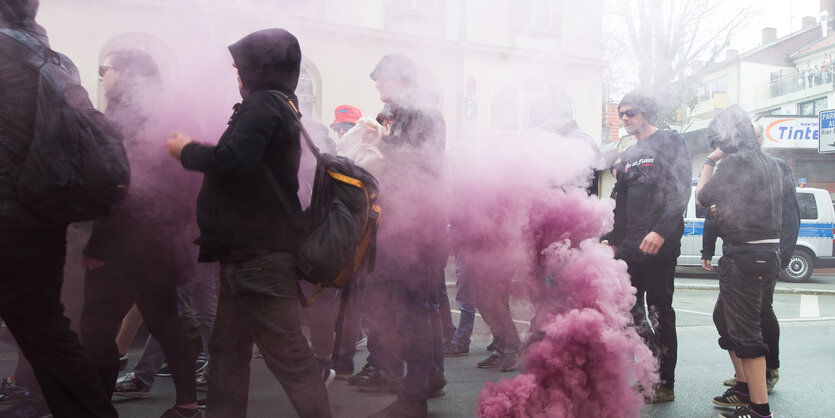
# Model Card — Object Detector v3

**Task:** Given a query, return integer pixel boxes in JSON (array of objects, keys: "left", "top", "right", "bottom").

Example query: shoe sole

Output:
[
  {"left": 477, "top": 364, "right": 498, "bottom": 368},
  {"left": 113, "top": 391, "right": 150, "bottom": 399},
  {"left": 644, "top": 395, "right": 674, "bottom": 404},
  {"left": 712, "top": 399, "right": 747, "bottom": 408},
  {"left": 722, "top": 378, "right": 736, "bottom": 387}
]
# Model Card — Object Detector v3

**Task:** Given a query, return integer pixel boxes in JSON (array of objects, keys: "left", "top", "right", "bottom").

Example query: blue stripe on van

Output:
[{"left": 683, "top": 220, "right": 834, "bottom": 238}]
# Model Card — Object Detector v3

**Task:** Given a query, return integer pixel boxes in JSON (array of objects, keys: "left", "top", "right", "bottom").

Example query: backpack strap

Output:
[
  {"left": 266, "top": 90, "right": 322, "bottom": 160},
  {"left": 0, "top": 28, "right": 58, "bottom": 71}
]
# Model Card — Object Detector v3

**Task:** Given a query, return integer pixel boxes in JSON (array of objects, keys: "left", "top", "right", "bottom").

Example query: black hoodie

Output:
[{"left": 180, "top": 28, "right": 303, "bottom": 262}]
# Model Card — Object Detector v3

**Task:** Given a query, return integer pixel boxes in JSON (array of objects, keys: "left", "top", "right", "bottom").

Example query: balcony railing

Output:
[{"left": 740, "top": 70, "right": 835, "bottom": 112}]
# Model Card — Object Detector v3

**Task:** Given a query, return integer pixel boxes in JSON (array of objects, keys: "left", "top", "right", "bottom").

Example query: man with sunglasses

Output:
[{"left": 609, "top": 89, "right": 691, "bottom": 404}]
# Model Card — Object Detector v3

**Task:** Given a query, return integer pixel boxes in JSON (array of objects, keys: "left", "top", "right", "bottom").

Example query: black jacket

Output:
[
  {"left": 611, "top": 129, "right": 692, "bottom": 261},
  {"left": 0, "top": 2, "right": 66, "bottom": 242},
  {"left": 702, "top": 156, "right": 799, "bottom": 266},
  {"left": 180, "top": 29, "right": 303, "bottom": 262},
  {"left": 698, "top": 150, "right": 782, "bottom": 244}
]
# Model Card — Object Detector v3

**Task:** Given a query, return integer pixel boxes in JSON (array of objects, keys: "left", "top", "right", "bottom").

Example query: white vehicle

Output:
[{"left": 679, "top": 187, "right": 835, "bottom": 282}]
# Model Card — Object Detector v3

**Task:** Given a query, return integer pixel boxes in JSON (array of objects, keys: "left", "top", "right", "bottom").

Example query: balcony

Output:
[
  {"left": 691, "top": 92, "right": 729, "bottom": 118},
  {"left": 740, "top": 71, "right": 835, "bottom": 112}
]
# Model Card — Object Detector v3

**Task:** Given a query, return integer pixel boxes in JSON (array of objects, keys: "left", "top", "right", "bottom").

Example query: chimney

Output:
[
  {"left": 726, "top": 49, "right": 738, "bottom": 60},
  {"left": 803, "top": 16, "right": 817, "bottom": 28},
  {"left": 824, "top": 11, "right": 830, "bottom": 37},
  {"left": 762, "top": 27, "right": 777, "bottom": 44}
]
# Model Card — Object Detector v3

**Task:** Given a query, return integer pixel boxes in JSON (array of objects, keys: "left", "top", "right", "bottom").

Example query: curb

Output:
[{"left": 675, "top": 283, "right": 835, "bottom": 296}]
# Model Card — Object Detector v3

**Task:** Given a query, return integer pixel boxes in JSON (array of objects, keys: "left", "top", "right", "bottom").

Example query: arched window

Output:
[
  {"left": 296, "top": 61, "right": 321, "bottom": 121},
  {"left": 489, "top": 80, "right": 573, "bottom": 132}
]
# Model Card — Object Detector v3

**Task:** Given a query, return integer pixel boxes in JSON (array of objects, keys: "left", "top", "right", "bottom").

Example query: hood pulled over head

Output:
[
  {"left": 228, "top": 28, "right": 301, "bottom": 99},
  {"left": 707, "top": 104, "right": 758, "bottom": 155},
  {"left": 0, "top": 0, "right": 45, "bottom": 36}
]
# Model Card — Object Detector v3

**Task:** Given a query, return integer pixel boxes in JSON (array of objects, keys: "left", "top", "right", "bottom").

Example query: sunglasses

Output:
[
  {"left": 619, "top": 109, "right": 639, "bottom": 119},
  {"left": 98, "top": 66, "right": 115, "bottom": 78}
]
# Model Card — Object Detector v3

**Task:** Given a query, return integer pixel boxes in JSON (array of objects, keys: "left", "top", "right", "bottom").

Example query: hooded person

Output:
[
  {"left": 0, "top": 1, "right": 119, "bottom": 417},
  {"left": 696, "top": 104, "right": 783, "bottom": 418},
  {"left": 165, "top": 28, "right": 333, "bottom": 418}
]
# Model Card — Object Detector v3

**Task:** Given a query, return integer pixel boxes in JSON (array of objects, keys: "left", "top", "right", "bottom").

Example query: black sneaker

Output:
[
  {"left": 1, "top": 396, "right": 52, "bottom": 418},
  {"left": 719, "top": 405, "right": 772, "bottom": 418},
  {"left": 356, "top": 370, "right": 402, "bottom": 394},
  {"left": 196, "top": 398, "right": 206, "bottom": 410},
  {"left": 159, "top": 406, "right": 202, "bottom": 418},
  {"left": 443, "top": 344, "right": 469, "bottom": 357},
  {"left": 195, "top": 371, "right": 208, "bottom": 392},
  {"left": 193, "top": 355, "right": 208, "bottom": 377},
  {"left": 712, "top": 386, "right": 750, "bottom": 408},
  {"left": 477, "top": 352, "right": 500, "bottom": 368},
  {"left": 155, "top": 364, "right": 172, "bottom": 377},
  {"left": 368, "top": 396, "right": 427, "bottom": 418},
  {"left": 643, "top": 384, "right": 674, "bottom": 404},
  {"left": 347, "top": 363, "right": 378, "bottom": 386}
]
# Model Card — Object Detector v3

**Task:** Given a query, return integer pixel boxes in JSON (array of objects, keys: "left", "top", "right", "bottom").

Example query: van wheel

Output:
[{"left": 780, "top": 249, "right": 813, "bottom": 283}]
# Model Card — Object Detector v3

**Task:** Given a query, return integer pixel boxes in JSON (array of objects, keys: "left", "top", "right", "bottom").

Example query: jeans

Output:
[
  {"left": 626, "top": 256, "right": 678, "bottom": 388},
  {"left": 134, "top": 274, "right": 218, "bottom": 386},
  {"left": 81, "top": 264, "right": 197, "bottom": 405},
  {"left": 0, "top": 240, "right": 117, "bottom": 418},
  {"left": 450, "top": 256, "right": 476, "bottom": 348},
  {"left": 206, "top": 252, "right": 331, "bottom": 418}
]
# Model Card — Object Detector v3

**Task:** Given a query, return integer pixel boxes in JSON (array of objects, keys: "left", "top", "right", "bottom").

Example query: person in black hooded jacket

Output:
[
  {"left": 0, "top": 1, "right": 118, "bottom": 417},
  {"left": 166, "top": 28, "right": 332, "bottom": 418}
]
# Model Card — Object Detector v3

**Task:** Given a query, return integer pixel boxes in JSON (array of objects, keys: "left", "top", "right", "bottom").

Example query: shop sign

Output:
[{"left": 761, "top": 116, "right": 819, "bottom": 150}]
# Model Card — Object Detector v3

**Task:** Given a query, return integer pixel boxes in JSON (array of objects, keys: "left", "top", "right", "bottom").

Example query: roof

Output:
[{"left": 791, "top": 24, "right": 835, "bottom": 59}]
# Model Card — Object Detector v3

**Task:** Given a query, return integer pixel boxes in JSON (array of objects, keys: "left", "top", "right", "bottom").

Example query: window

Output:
[
  {"left": 490, "top": 81, "right": 572, "bottom": 131},
  {"left": 514, "top": 0, "right": 555, "bottom": 30},
  {"left": 296, "top": 62, "right": 320, "bottom": 122},
  {"left": 798, "top": 193, "right": 819, "bottom": 220},
  {"left": 799, "top": 97, "right": 828, "bottom": 116},
  {"left": 698, "top": 76, "right": 727, "bottom": 101},
  {"left": 695, "top": 205, "right": 709, "bottom": 219}
]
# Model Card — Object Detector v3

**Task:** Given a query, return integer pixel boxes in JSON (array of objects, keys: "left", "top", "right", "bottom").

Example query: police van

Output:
[{"left": 679, "top": 187, "right": 835, "bottom": 282}]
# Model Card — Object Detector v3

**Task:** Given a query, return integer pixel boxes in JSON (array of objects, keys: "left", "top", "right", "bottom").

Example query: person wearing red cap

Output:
[{"left": 330, "top": 105, "right": 361, "bottom": 139}]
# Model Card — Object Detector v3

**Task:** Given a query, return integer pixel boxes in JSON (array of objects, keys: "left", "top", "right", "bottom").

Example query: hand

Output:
[
  {"left": 700, "top": 259, "right": 712, "bottom": 271},
  {"left": 710, "top": 205, "right": 718, "bottom": 218},
  {"left": 166, "top": 131, "right": 195, "bottom": 161},
  {"left": 82, "top": 255, "right": 104, "bottom": 270},
  {"left": 639, "top": 231, "right": 665, "bottom": 255}
]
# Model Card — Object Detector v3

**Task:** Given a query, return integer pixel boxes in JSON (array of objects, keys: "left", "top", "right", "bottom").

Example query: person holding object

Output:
[{"left": 166, "top": 28, "right": 332, "bottom": 418}]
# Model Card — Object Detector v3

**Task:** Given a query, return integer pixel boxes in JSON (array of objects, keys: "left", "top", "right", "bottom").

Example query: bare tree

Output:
[{"left": 605, "top": 0, "right": 755, "bottom": 125}]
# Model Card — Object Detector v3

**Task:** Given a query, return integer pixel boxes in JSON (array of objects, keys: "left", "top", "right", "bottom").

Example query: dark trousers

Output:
[
  {"left": 0, "top": 242, "right": 117, "bottom": 418},
  {"left": 474, "top": 264, "right": 521, "bottom": 355},
  {"left": 206, "top": 252, "right": 331, "bottom": 418},
  {"left": 438, "top": 275, "right": 457, "bottom": 343},
  {"left": 81, "top": 264, "right": 196, "bottom": 405},
  {"left": 626, "top": 257, "right": 678, "bottom": 388}
]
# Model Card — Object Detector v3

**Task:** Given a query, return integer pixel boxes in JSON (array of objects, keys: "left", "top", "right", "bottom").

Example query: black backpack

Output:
[
  {"left": 0, "top": 29, "right": 129, "bottom": 224},
  {"left": 261, "top": 91, "right": 381, "bottom": 302}
]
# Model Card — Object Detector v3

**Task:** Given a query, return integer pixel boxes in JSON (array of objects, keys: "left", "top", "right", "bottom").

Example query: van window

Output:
[
  {"left": 695, "top": 204, "right": 709, "bottom": 219},
  {"left": 798, "top": 193, "right": 818, "bottom": 220}
]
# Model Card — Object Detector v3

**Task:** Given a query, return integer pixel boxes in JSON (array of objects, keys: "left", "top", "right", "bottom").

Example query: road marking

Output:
[
  {"left": 451, "top": 309, "right": 531, "bottom": 326},
  {"left": 799, "top": 294, "right": 820, "bottom": 318},
  {"left": 676, "top": 308, "right": 712, "bottom": 316}
]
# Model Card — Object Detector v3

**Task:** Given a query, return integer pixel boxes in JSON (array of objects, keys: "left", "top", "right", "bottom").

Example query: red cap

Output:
[{"left": 331, "top": 105, "right": 361, "bottom": 126}]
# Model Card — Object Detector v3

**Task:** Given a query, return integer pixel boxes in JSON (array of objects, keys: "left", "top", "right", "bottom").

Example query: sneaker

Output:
[
  {"left": 719, "top": 405, "right": 772, "bottom": 418},
  {"left": 0, "top": 396, "right": 52, "bottom": 418},
  {"left": 193, "top": 355, "right": 208, "bottom": 377},
  {"left": 766, "top": 368, "right": 779, "bottom": 393},
  {"left": 155, "top": 364, "right": 172, "bottom": 377},
  {"left": 196, "top": 398, "right": 206, "bottom": 410},
  {"left": 322, "top": 368, "right": 335, "bottom": 389},
  {"left": 159, "top": 406, "right": 202, "bottom": 418},
  {"left": 368, "top": 396, "right": 427, "bottom": 418},
  {"left": 119, "top": 354, "right": 129, "bottom": 371},
  {"left": 195, "top": 371, "right": 208, "bottom": 392},
  {"left": 643, "top": 384, "right": 674, "bottom": 404},
  {"left": 485, "top": 340, "right": 497, "bottom": 352},
  {"left": 347, "top": 363, "right": 378, "bottom": 386},
  {"left": 0, "top": 376, "right": 28, "bottom": 405},
  {"left": 723, "top": 376, "right": 737, "bottom": 387},
  {"left": 498, "top": 352, "right": 521, "bottom": 372},
  {"left": 113, "top": 373, "right": 151, "bottom": 398},
  {"left": 356, "top": 370, "right": 402, "bottom": 394},
  {"left": 477, "top": 352, "right": 500, "bottom": 368},
  {"left": 443, "top": 344, "right": 469, "bottom": 357},
  {"left": 428, "top": 367, "right": 446, "bottom": 398},
  {"left": 333, "top": 365, "right": 354, "bottom": 380},
  {"left": 712, "top": 386, "right": 750, "bottom": 408}
]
